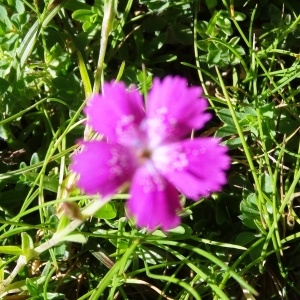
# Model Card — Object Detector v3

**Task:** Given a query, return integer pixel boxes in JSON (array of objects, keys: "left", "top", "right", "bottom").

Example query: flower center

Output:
[{"left": 137, "top": 148, "right": 152, "bottom": 163}]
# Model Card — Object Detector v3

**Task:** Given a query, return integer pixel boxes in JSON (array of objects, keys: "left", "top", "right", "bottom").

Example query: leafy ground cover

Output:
[{"left": 0, "top": 0, "right": 300, "bottom": 299}]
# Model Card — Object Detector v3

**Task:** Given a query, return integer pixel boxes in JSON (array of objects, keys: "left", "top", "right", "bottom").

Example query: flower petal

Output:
[
  {"left": 152, "top": 138, "right": 230, "bottom": 199},
  {"left": 85, "top": 81, "right": 146, "bottom": 146},
  {"left": 127, "top": 163, "right": 181, "bottom": 230},
  {"left": 71, "top": 141, "right": 138, "bottom": 196},
  {"left": 146, "top": 76, "right": 210, "bottom": 147}
]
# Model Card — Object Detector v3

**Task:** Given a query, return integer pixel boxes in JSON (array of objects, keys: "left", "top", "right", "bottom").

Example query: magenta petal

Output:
[
  {"left": 146, "top": 76, "right": 211, "bottom": 147},
  {"left": 70, "top": 141, "right": 138, "bottom": 196},
  {"left": 152, "top": 138, "right": 230, "bottom": 199},
  {"left": 85, "top": 81, "right": 146, "bottom": 145},
  {"left": 127, "top": 163, "right": 181, "bottom": 230}
]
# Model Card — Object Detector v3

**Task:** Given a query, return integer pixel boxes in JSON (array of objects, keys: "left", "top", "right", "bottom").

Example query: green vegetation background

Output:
[{"left": 0, "top": 0, "right": 300, "bottom": 299}]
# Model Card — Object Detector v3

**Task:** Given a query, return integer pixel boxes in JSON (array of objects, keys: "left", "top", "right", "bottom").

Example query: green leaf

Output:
[
  {"left": 136, "top": 246, "right": 165, "bottom": 265},
  {"left": 72, "top": 9, "right": 94, "bottom": 22},
  {"left": 65, "top": 0, "right": 91, "bottom": 11},
  {"left": 239, "top": 193, "right": 261, "bottom": 229},
  {"left": 243, "top": 194, "right": 260, "bottom": 215},
  {"left": 139, "top": 0, "right": 170, "bottom": 12},
  {"left": 0, "top": 258, "right": 4, "bottom": 283},
  {"left": 0, "top": 78, "right": 9, "bottom": 95},
  {"left": 261, "top": 173, "right": 273, "bottom": 196},
  {"left": 56, "top": 214, "right": 71, "bottom": 233},
  {"left": 239, "top": 215, "right": 258, "bottom": 230},
  {"left": 215, "top": 125, "right": 243, "bottom": 149},
  {"left": 0, "top": 5, "right": 12, "bottom": 29},
  {"left": 22, "top": 232, "right": 38, "bottom": 261},
  {"left": 15, "top": 0, "right": 71, "bottom": 69},
  {"left": 233, "top": 11, "right": 246, "bottom": 21},
  {"left": 197, "top": 40, "right": 208, "bottom": 51},
  {"left": 44, "top": 292, "right": 66, "bottom": 299},
  {"left": 82, "top": 20, "right": 94, "bottom": 31},
  {"left": 109, "top": 239, "right": 129, "bottom": 250},
  {"left": 217, "top": 108, "right": 245, "bottom": 126},
  {"left": 150, "top": 53, "right": 177, "bottom": 64},
  {"left": 216, "top": 202, "right": 230, "bottom": 225},
  {"left": 26, "top": 278, "right": 40, "bottom": 297},
  {"left": 46, "top": 43, "right": 70, "bottom": 71},
  {"left": 223, "top": 137, "right": 242, "bottom": 149},
  {"left": 0, "top": 125, "right": 8, "bottom": 140},
  {"left": 172, "top": 24, "right": 193, "bottom": 45},
  {"left": 196, "top": 21, "right": 209, "bottom": 38},
  {"left": 40, "top": 261, "right": 52, "bottom": 277},
  {"left": 277, "top": 112, "right": 299, "bottom": 135},
  {"left": 215, "top": 125, "right": 237, "bottom": 137},
  {"left": 205, "top": 0, "right": 217, "bottom": 9},
  {"left": 235, "top": 232, "right": 257, "bottom": 246},
  {"left": 142, "top": 15, "right": 167, "bottom": 32},
  {"left": 168, "top": 224, "right": 193, "bottom": 239},
  {"left": 52, "top": 243, "right": 67, "bottom": 258},
  {"left": 0, "top": 246, "right": 23, "bottom": 255},
  {"left": 260, "top": 103, "right": 274, "bottom": 118},
  {"left": 229, "top": 36, "right": 240, "bottom": 47},
  {"left": 207, "top": 48, "right": 221, "bottom": 64},
  {"left": 77, "top": 50, "right": 92, "bottom": 96},
  {"left": 52, "top": 76, "right": 71, "bottom": 91},
  {"left": 30, "top": 152, "right": 40, "bottom": 165},
  {"left": 206, "top": 11, "right": 219, "bottom": 36},
  {"left": 61, "top": 233, "right": 87, "bottom": 244},
  {"left": 23, "top": 172, "right": 59, "bottom": 193},
  {"left": 22, "top": 232, "right": 34, "bottom": 251},
  {"left": 15, "top": 0, "right": 25, "bottom": 14},
  {"left": 1, "top": 188, "right": 25, "bottom": 205},
  {"left": 217, "top": 16, "right": 231, "bottom": 30},
  {"left": 93, "top": 202, "right": 117, "bottom": 219}
]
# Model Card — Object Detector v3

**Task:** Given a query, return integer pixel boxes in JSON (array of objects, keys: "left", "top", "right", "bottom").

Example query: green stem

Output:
[
  {"left": 215, "top": 67, "right": 264, "bottom": 204},
  {"left": 193, "top": 2, "right": 215, "bottom": 108},
  {"left": 89, "top": 238, "right": 140, "bottom": 300},
  {"left": 0, "top": 196, "right": 111, "bottom": 296},
  {"left": 83, "top": 0, "right": 116, "bottom": 141},
  {"left": 35, "top": 197, "right": 111, "bottom": 254},
  {"left": 15, "top": 0, "right": 70, "bottom": 69},
  {"left": 0, "top": 256, "right": 27, "bottom": 296},
  {"left": 92, "top": 0, "right": 116, "bottom": 94}
]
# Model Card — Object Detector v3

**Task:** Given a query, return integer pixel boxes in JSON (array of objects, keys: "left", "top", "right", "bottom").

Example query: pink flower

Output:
[{"left": 71, "top": 76, "right": 230, "bottom": 230}]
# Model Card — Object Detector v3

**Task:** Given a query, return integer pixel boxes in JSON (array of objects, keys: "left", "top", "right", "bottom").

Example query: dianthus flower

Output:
[{"left": 71, "top": 76, "right": 230, "bottom": 230}]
